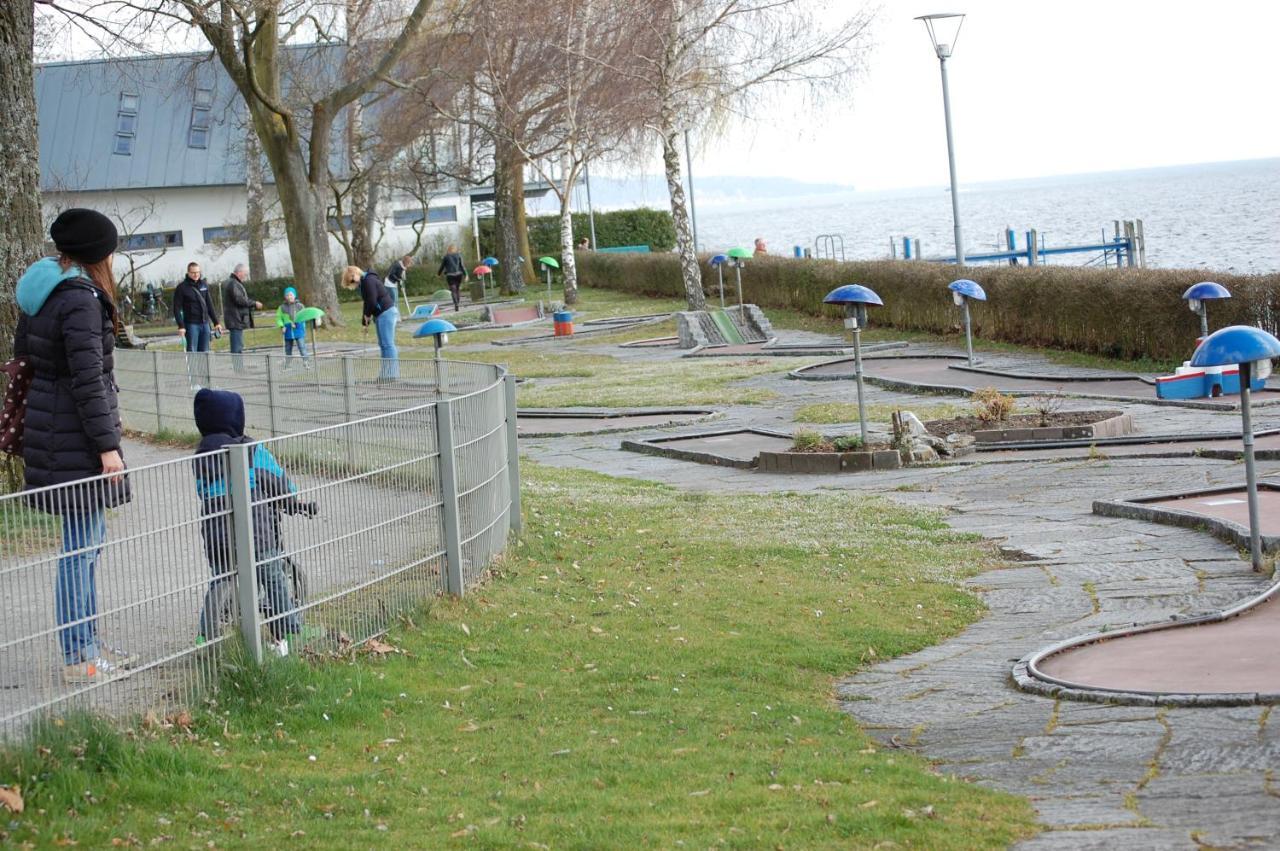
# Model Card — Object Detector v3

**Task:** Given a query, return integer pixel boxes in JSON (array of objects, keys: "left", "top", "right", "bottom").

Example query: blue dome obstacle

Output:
[
  {"left": 948, "top": 279, "right": 986, "bottom": 366},
  {"left": 822, "top": 284, "right": 884, "bottom": 444}
]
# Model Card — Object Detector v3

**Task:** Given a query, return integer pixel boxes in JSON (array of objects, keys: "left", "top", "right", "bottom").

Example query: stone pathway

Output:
[{"left": 509, "top": 342, "right": 1280, "bottom": 849}]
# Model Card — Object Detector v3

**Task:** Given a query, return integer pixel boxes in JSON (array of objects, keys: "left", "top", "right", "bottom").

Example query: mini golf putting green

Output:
[
  {"left": 1093, "top": 482, "right": 1280, "bottom": 553},
  {"left": 684, "top": 341, "right": 906, "bottom": 358},
  {"left": 516, "top": 409, "right": 716, "bottom": 437},
  {"left": 621, "top": 428, "right": 794, "bottom": 468},
  {"left": 790, "top": 354, "right": 1280, "bottom": 409}
]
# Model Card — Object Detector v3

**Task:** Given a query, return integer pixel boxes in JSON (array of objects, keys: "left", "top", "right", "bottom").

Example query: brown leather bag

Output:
[{"left": 0, "top": 357, "right": 34, "bottom": 457}]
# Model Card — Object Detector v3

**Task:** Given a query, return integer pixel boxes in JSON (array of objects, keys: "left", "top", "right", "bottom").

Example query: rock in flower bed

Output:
[{"left": 757, "top": 430, "right": 902, "bottom": 473}]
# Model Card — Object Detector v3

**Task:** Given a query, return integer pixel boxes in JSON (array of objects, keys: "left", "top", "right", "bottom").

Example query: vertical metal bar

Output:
[
  {"left": 435, "top": 398, "right": 464, "bottom": 596},
  {"left": 734, "top": 265, "right": 743, "bottom": 310},
  {"left": 227, "top": 442, "right": 262, "bottom": 664},
  {"left": 265, "top": 353, "right": 279, "bottom": 437},
  {"left": 717, "top": 266, "right": 725, "bottom": 310},
  {"left": 584, "top": 161, "right": 598, "bottom": 249},
  {"left": 151, "top": 349, "right": 163, "bottom": 432},
  {"left": 938, "top": 54, "right": 964, "bottom": 266},
  {"left": 1201, "top": 308, "right": 1210, "bottom": 340},
  {"left": 1239, "top": 362, "right": 1263, "bottom": 572},
  {"left": 504, "top": 373, "right": 523, "bottom": 535},
  {"left": 341, "top": 356, "right": 356, "bottom": 463},
  {"left": 963, "top": 300, "right": 974, "bottom": 367}
]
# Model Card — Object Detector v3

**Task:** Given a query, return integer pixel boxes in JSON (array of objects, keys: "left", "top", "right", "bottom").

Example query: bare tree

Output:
[
  {"left": 244, "top": 124, "right": 269, "bottom": 277},
  {"left": 1, "top": 3, "right": 44, "bottom": 366},
  {"left": 70, "top": 0, "right": 453, "bottom": 324},
  {"left": 625, "top": 0, "right": 874, "bottom": 309}
]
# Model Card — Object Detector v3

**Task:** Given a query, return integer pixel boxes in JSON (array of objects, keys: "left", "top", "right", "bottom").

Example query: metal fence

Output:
[{"left": 0, "top": 350, "right": 520, "bottom": 737}]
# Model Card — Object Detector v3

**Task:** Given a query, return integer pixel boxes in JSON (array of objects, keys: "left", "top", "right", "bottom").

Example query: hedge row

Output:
[
  {"left": 575, "top": 252, "right": 1280, "bottom": 363},
  {"left": 478, "top": 208, "right": 676, "bottom": 257}
]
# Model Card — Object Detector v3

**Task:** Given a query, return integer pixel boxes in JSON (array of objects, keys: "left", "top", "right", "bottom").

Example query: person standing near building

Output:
[
  {"left": 222, "top": 263, "right": 261, "bottom": 373},
  {"left": 13, "top": 208, "right": 134, "bottom": 683},
  {"left": 173, "top": 262, "right": 221, "bottom": 388},
  {"left": 385, "top": 254, "right": 413, "bottom": 312},
  {"left": 436, "top": 245, "right": 466, "bottom": 312}
]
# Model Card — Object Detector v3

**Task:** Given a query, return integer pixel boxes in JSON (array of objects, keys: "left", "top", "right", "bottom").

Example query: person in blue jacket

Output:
[
  {"left": 191, "top": 388, "right": 315, "bottom": 657},
  {"left": 275, "top": 286, "right": 311, "bottom": 369}
]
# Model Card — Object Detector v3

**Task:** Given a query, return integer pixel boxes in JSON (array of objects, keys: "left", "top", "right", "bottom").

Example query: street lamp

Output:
[
  {"left": 823, "top": 284, "right": 884, "bottom": 445},
  {"left": 947, "top": 278, "right": 986, "bottom": 366},
  {"left": 1190, "top": 325, "right": 1280, "bottom": 571},
  {"left": 916, "top": 12, "right": 966, "bottom": 266},
  {"left": 1182, "top": 281, "right": 1231, "bottom": 340}
]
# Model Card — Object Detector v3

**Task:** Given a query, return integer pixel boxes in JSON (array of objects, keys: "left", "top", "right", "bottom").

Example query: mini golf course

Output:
[
  {"left": 791, "top": 354, "right": 1280, "bottom": 409},
  {"left": 516, "top": 408, "right": 716, "bottom": 437}
]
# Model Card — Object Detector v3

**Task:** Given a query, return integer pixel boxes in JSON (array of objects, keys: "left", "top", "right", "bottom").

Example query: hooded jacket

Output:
[
  {"left": 191, "top": 389, "right": 314, "bottom": 568},
  {"left": 173, "top": 275, "right": 219, "bottom": 328},
  {"left": 13, "top": 257, "right": 130, "bottom": 513},
  {"left": 358, "top": 270, "right": 393, "bottom": 319},
  {"left": 276, "top": 298, "right": 306, "bottom": 341}
]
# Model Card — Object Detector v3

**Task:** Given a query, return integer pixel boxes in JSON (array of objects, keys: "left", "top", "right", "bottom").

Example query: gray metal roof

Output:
[{"left": 36, "top": 48, "right": 348, "bottom": 193}]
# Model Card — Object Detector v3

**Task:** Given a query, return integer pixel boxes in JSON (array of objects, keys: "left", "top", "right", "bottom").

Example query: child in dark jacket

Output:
[
  {"left": 276, "top": 286, "right": 310, "bottom": 369},
  {"left": 192, "top": 388, "right": 315, "bottom": 656}
]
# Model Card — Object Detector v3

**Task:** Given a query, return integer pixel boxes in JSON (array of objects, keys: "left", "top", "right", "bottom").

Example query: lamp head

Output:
[
  {"left": 414, "top": 317, "right": 458, "bottom": 342},
  {"left": 1188, "top": 298, "right": 1203, "bottom": 316},
  {"left": 823, "top": 284, "right": 883, "bottom": 307},
  {"left": 947, "top": 278, "right": 986, "bottom": 303},
  {"left": 1189, "top": 325, "right": 1280, "bottom": 369},
  {"left": 915, "top": 12, "right": 965, "bottom": 59},
  {"left": 709, "top": 254, "right": 728, "bottom": 267}
]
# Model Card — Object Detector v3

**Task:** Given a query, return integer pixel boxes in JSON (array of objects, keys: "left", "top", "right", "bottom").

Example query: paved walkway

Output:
[{"left": 510, "top": 340, "right": 1280, "bottom": 849}]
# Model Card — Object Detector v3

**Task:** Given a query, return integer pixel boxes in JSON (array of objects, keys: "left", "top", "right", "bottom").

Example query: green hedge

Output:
[
  {"left": 477, "top": 208, "right": 676, "bottom": 257},
  {"left": 576, "top": 252, "right": 1280, "bottom": 363}
]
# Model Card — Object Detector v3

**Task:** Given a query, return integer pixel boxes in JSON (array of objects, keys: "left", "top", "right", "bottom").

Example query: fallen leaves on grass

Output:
[{"left": 0, "top": 784, "right": 24, "bottom": 813}]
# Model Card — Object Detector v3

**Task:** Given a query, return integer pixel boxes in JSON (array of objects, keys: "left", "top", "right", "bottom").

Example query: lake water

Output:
[{"left": 692, "top": 158, "right": 1280, "bottom": 274}]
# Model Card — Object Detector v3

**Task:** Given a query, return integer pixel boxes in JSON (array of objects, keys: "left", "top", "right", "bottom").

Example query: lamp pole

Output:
[{"left": 918, "top": 13, "right": 966, "bottom": 266}]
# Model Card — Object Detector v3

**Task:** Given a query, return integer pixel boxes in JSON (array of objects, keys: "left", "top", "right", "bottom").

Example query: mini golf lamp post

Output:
[
  {"left": 823, "top": 284, "right": 884, "bottom": 445},
  {"left": 947, "top": 278, "right": 986, "bottom": 366},
  {"left": 538, "top": 256, "right": 560, "bottom": 297},
  {"left": 414, "top": 317, "right": 457, "bottom": 359},
  {"left": 916, "top": 12, "right": 966, "bottom": 267},
  {"left": 1183, "top": 281, "right": 1231, "bottom": 339},
  {"left": 727, "top": 247, "right": 752, "bottom": 310},
  {"left": 473, "top": 264, "right": 492, "bottom": 290},
  {"left": 709, "top": 254, "right": 728, "bottom": 309},
  {"left": 1190, "top": 325, "right": 1280, "bottom": 571}
]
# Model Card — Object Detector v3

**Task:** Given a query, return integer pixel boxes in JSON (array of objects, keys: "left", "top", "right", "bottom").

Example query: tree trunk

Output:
[
  {"left": 511, "top": 163, "right": 536, "bottom": 284},
  {"left": 253, "top": 115, "right": 342, "bottom": 322},
  {"left": 346, "top": 97, "right": 376, "bottom": 270},
  {"left": 493, "top": 141, "right": 524, "bottom": 294},
  {"left": 558, "top": 167, "right": 578, "bottom": 306},
  {"left": 661, "top": 125, "right": 705, "bottom": 310},
  {"left": 245, "top": 126, "right": 268, "bottom": 278},
  {"left": 0, "top": 4, "right": 43, "bottom": 365}
]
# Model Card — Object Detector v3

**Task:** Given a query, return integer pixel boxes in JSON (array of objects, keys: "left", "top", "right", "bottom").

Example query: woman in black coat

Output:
[{"left": 13, "top": 208, "right": 133, "bottom": 685}]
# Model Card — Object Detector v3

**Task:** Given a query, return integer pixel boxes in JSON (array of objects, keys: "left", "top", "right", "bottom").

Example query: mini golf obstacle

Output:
[
  {"left": 675, "top": 305, "right": 774, "bottom": 348},
  {"left": 1094, "top": 483, "right": 1280, "bottom": 555},
  {"left": 682, "top": 340, "right": 908, "bottom": 358},
  {"left": 791, "top": 353, "right": 1280, "bottom": 410},
  {"left": 1014, "top": 326, "right": 1280, "bottom": 705},
  {"left": 516, "top": 408, "right": 717, "bottom": 437},
  {"left": 490, "top": 313, "right": 672, "bottom": 347},
  {"left": 621, "top": 428, "right": 794, "bottom": 469}
]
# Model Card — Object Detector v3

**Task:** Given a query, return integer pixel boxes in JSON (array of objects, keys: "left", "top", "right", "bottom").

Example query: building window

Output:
[
  {"left": 189, "top": 86, "right": 213, "bottom": 149},
  {"left": 393, "top": 205, "right": 457, "bottom": 227},
  {"left": 326, "top": 214, "right": 354, "bottom": 232},
  {"left": 122, "top": 230, "right": 183, "bottom": 253},
  {"left": 202, "top": 225, "right": 248, "bottom": 244},
  {"left": 114, "top": 92, "right": 138, "bottom": 156}
]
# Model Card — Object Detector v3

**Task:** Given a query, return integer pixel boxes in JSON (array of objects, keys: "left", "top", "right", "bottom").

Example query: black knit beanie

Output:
[{"left": 50, "top": 208, "right": 119, "bottom": 264}]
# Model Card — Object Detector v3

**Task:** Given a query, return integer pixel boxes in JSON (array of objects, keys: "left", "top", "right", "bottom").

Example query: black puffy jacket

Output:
[{"left": 13, "top": 259, "right": 130, "bottom": 513}]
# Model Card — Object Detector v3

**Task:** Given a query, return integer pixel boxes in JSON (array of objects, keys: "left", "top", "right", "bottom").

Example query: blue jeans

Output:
[
  {"left": 56, "top": 510, "right": 107, "bottom": 664},
  {"left": 375, "top": 308, "right": 399, "bottom": 380},
  {"left": 184, "top": 322, "right": 212, "bottom": 387},
  {"left": 228, "top": 328, "right": 245, "bottom": 372},
  {"left": 284, "top": 336, "right": 307, "bottom": 361}
]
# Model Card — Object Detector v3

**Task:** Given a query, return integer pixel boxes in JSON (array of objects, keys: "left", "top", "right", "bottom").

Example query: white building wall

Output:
[{"left": 43, "top": 184, "right": 471, "bottom": 289}]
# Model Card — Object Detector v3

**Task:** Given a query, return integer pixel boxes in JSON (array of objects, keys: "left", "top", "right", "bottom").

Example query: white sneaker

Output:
[
  {"left": 100, "top": 644, "right": 138, "bottom": 669},
  {"left": 63, "top": 657, "right": 119, "bottom": 685},
  {"left": 268, "top": 638, "right": 289, "bottom": 658}
]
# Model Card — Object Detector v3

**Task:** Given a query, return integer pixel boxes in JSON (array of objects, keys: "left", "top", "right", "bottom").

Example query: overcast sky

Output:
[{"left": 683, "top": 0, "right": 1280, "bottom": 190}]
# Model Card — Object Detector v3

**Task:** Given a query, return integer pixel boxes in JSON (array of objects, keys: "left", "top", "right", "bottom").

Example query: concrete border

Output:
[
  {"left": 1092, "top": 481, "right": 1280, "bottom": 554},
  {"left": 972, "top": 411, "right": 1133, "bottom": 443},
  {"left": 516, "top": 408, "right": 720, "bottom": 437},
  {"left": 620, "top": 427, "right": 793, "bottom": 469},
  {"left": 789, "top": 355, "right": 1280, "bottom": 410},
  {"left": 1013, "top": 581, "right": 1280, "bottom": 707},
  {"left": 490, "top": 314, "right": 670, "bottom": 346}
]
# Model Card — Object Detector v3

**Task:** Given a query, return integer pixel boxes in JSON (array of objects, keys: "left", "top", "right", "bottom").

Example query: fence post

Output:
[
  {"left": 341, "top": 356, "right": 357, "bottom": 464},
  {"left": 265, "top": 353, "right": 279, "bottom": 437},
  {"left": 434, "top": 398, "right": 464, "bottom": 596},
  {"left": 151, "top": 349, "right": 163, "bottom": 432},
  {"left": 227, "top": 442, "right": 262, "bottom": 664},
  {"left": 504, "top": 373, "right": 522, "bottom": 535}
]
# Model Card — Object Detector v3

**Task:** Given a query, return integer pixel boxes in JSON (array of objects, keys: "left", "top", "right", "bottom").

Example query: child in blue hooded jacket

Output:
[
  {"left": 276, "top": 286, "right": 311, "bottom": 369},
  {"left": 191, "top": 388, "right": 315, "bottom": 655}
]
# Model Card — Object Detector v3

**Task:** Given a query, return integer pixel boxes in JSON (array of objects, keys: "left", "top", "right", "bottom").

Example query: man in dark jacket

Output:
[
  {"left": 222, "top": 263, "right": 261, "bottom": 373},
  {"left": 191, "top": 388, "right": 314, "bottom": 656},
  {"left": 173, "top": 262, "right": 221, "bottom": 388}
]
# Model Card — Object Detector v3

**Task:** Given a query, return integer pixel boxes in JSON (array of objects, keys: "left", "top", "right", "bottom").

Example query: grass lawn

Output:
[
  {"left": 0, "top": 464, "right": 1036, "bottom": 848},
  {"left": 794, "top": 402, "right": 968, "bottom": 427}
]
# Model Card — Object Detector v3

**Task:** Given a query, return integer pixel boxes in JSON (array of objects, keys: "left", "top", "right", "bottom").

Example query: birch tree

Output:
[
  {"left": 627, "top": 0, "right": 874, "bottom": 309},
  {"left": 0, "top": 3, "right": 44, "bottom": 365}
]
